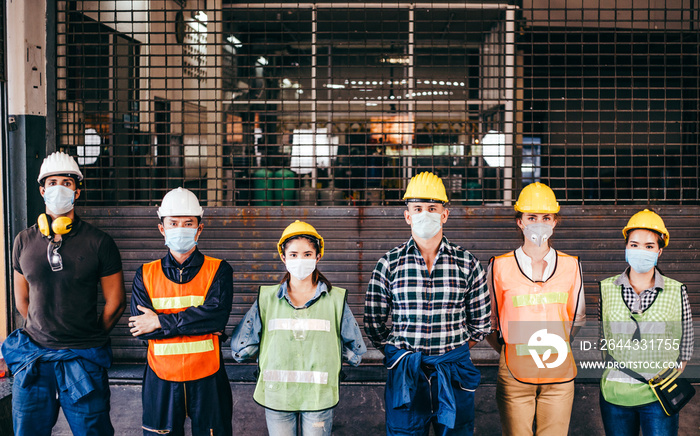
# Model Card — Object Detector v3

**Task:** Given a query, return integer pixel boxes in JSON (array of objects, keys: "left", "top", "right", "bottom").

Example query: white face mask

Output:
[
  {"left": 285, "top": 258, "right": 317, "bottom": 281},
  {"left": 411, "top": 211, "right": 442, "bottom": 240},
  {"left": 523, "top": 223, "right": 554, "bottom": 247},
  {"left": 43, "top": 185, "right": 76, "bottom": 215}
]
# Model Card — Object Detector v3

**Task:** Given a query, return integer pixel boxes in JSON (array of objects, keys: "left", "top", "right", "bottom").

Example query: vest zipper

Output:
[
  {"left": 178, "top": 268, "right": 184, "bottom": 283},
  {"left": 184, "top": 383, "right": 189, "bottom": 418}
]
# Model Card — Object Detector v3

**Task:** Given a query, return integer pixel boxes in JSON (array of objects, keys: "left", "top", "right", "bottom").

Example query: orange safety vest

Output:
[
  {"left": 143, "top": 256, "right": 222, "bottom": 382},
  {"left": 492, "top": 251, "right": 582, "bottom": 384}
]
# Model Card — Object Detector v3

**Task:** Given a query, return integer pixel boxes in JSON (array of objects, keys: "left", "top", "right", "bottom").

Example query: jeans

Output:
[
  {"left": 600, "top": 393, "right": 679, "bottom": 436},
  {"left": 12, "top": 359, "right": 113, "bottom": 436},
  {"left": 264, "top": 408, "right": 334, "bottom": 436}
]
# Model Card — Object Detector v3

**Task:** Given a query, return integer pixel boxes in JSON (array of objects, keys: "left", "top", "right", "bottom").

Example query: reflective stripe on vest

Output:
[
  {"left": 263, "top": 369, "right": 329, "bottom": 385},
  {"left": 607, "top": 321, "right": 667, "bottom": 335},
  {"left": 267, "top": 318, "right": 331, "bottom": 333},
  {"left": 514, "top": 342, "right": 571, "bottom": 356},
  {"left": 492, "top": 251, "right": 581, "bottom": 384},
  {"left": 512, "top": 292, "right": 568, "bottom": 308},
  {"left": 254, "top": 284, "right": 345, "bottom": 412},
  {"left": 599, "top": 275, "right": 683, "bottom": 407},
  {"left": 152, "top": 295, "right": 205, "bottom": 311},
  {"left": 143, "top": 256, "right": 222, "bottom": 382},
  {"left": 152, "top": 339, "right": 215, "bottom": 356}
]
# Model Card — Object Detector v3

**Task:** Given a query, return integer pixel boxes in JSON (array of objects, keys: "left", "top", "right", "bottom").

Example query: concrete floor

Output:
[{"left": 50, "top": 381, "right": 700, "bottom": 435}]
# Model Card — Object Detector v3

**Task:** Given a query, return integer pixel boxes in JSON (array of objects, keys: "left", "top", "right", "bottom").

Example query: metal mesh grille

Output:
[{"left": 55, "top": 1, "right": 700, "bottom": 206}]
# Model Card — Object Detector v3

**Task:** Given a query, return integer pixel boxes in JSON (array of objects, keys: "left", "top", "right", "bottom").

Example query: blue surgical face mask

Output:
[
  {"left": 43, "top": 185, "right": 76, "bottom": 215},
  {"left": 411, "top": 211, "right": 442, "bottom": 240},
  {"left": 625, "top": 248, "right": 658, "bottom": 274},
  {"left": 164, "top": 227, "right": 199, "bottom": 254}
]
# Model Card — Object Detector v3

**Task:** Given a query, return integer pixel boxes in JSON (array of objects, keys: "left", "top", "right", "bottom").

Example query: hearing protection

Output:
[{"left": 38, "top": 213, "right": 73, "bottom": 238}]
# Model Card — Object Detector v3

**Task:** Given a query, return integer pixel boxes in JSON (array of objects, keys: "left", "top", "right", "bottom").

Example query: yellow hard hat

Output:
[
  {"left": 403, "top": 171, "right": 449, "bottom": 203},
  {"left": 277, "top": 220, "right": 324, "bottom": 258},
  {"left": 622, "top": 209, "right": 669, "bottom": 248},
  {"left": 514, "top": 182, "right": 560, "bottom": 214}
]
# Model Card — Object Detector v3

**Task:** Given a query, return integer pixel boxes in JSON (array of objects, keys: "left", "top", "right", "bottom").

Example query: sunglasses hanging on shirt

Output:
[{"left": 47, "top": 239, "right": 63, "bottom": 272}]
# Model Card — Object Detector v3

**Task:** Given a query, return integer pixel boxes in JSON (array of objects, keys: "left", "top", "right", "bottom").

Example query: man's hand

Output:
[{"left": 129, "top": 305, "right": 162, "bottom": 336}]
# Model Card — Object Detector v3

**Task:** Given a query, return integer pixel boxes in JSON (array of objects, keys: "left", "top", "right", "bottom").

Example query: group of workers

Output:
[{"left": 1, "top": 151, "right": 693, "bottom": 436}]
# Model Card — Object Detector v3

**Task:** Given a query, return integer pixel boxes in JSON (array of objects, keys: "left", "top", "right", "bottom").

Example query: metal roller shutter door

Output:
[{"left": 80, "top": 205, "right": 700, "bottom": 363}]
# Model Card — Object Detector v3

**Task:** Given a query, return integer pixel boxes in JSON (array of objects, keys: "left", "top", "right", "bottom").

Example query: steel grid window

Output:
[{"left": 55, "top": 1, "right": 700, "bottom": 206}]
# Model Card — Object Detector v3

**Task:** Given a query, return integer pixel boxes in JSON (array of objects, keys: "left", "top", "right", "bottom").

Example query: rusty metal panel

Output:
[{"left": 79, "top": 205, "right": 700, "bottom": 363}]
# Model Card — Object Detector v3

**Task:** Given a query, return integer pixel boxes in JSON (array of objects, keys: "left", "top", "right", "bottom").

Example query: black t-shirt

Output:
[{"left": 13, "top": 216, "right": 123, "bottom": 349}]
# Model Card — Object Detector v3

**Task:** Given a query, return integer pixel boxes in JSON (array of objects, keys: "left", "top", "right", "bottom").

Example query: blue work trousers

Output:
[
  {"left": 385, "top": 370, "right": 475, "bottom": 436},
  {"left": 142, "top": 364, "right": 233, "bottom": 436},
  {"left": 12, "top": 359, "right": 113, "bottom": 436}
]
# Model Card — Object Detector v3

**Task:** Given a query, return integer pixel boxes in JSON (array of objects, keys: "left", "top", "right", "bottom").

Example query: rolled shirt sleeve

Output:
[
  {"left": 230, "top": 301, "right": 262, "bottom": 362},
  {"left": 341, "top": 303, "right": 367, "bottom": 366}
]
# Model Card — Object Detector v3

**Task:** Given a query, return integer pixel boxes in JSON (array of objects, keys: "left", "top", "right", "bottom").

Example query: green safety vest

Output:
[
  {"left": 253, "top": 284, "right": 346, "bottom": 411},
  {"left": 599, "top": 274, "right": 683, "bottom": 407}
]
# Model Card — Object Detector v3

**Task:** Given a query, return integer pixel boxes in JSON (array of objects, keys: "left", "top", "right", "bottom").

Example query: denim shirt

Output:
[
  {"left": 384, "top": 342, "right": 480, "bottom": 429},
  {"left": 2, "top": 329, "right": 112, "bottom": 404},
  {"left": 231, "top": 281, "right": 367, "bottom": 366}
]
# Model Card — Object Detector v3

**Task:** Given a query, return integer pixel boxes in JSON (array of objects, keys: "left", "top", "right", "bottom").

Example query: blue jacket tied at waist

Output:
[
  {"left": 1, "top": 329, "right": 112, "bottom": 403},
  {"left": 384, "top": 343, "right": 480, "bottom": 429}
]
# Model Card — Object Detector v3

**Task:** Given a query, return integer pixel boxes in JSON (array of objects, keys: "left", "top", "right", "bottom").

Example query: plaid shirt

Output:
[{"left": 364, "top": 236, "right": 490, "bottom": 355}]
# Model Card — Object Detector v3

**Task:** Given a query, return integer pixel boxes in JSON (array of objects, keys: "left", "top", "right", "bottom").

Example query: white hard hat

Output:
[
  {"left": 37, "top": 151, "right": 84, "bottom": 184},
  {"left": 157, "top": 187, "right": 204, "bottom": 218}
]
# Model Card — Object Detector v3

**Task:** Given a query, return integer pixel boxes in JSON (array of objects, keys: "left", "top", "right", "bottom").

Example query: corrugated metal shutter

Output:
[{"left": 81, "top": 205, "right": 700, "bottom": 363}]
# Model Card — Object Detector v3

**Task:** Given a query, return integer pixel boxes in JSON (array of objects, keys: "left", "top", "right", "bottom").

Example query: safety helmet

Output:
[
  {"left": 157, "top": 187, "right": 204, "bottom": 218},
  {"left": 37, "top": 151, "right": 84, "bottom": 184},
  {"left": 514, "top": 182, "right": 560, "bottom": 214},
  {"left": 277, "top": 220, "right": 324, "bottom": 259},
  {"left": 403, "top": 171, "right": 449, "bottom": 204},
  {"left": 622, "top": 209, "right": 669, "bottom": 248}
]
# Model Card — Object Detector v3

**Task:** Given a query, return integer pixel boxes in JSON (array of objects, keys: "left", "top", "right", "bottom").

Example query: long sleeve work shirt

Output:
[
  {"left": 130, "top": 249, "right": 233, "bottom": 339},
  {"left": 230, "top": 281, "right": 367, "bottom": 366}
]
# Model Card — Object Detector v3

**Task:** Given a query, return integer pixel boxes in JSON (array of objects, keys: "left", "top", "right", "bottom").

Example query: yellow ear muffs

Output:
[
  {"left": 38, "top": 213, "right": 52, "bottom": 237},
  {"left": 52, "top": 216, "right": 73, "bottom": 235},
  {"left": 38, "top": 214, "right": 73, "bottom": 238}
]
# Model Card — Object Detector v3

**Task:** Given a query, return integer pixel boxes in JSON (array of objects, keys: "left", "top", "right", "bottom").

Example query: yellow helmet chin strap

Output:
[{"left": 38, "top": 214, "right": 73, "bottom": 238}]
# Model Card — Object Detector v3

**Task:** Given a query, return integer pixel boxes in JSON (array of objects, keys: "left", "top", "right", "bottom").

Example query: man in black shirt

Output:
[{"left": 2, "top": 151, "right": 126, "bottom": 436}]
